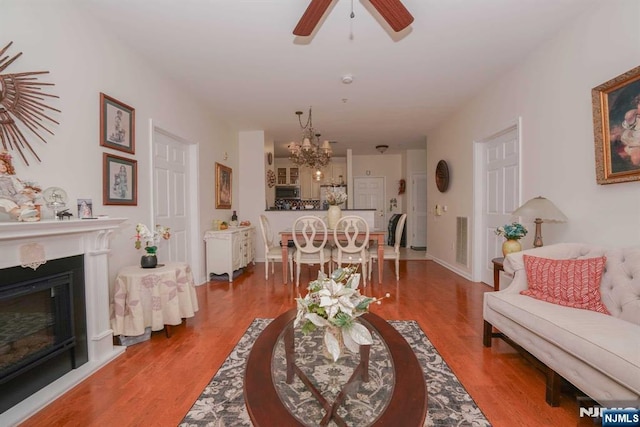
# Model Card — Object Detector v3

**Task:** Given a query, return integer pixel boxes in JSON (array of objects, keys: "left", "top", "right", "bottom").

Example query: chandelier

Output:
[{"left": 288, "top": 107, "right": 332, "bottom": 169}]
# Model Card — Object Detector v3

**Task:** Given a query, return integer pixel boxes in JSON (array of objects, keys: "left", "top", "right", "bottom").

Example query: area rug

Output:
[{"left": 180, "top": 319, "right": 491, "bottom": 426}]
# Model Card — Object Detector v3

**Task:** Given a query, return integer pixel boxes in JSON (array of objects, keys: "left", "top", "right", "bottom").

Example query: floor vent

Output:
[{"left": 456, "top": 217, "right": 468, "bottom": 266}]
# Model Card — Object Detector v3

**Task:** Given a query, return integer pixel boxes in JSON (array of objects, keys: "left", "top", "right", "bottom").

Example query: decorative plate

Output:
[
  {"left": 435, "top": 160, "right": 449, "bottom": 193},
  {"left": 266, "top": 169, "right": 276, "bottom": 188}
]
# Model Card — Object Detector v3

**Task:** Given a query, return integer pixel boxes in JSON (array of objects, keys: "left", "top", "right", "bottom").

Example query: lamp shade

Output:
[{"left": 512, "top": 196, "right": 567, "bottom": 222}]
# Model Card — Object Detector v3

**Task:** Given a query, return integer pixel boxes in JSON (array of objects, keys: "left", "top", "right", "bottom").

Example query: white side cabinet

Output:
[{"left": 204, "top": 226, "right": 255, "bottom": 282}]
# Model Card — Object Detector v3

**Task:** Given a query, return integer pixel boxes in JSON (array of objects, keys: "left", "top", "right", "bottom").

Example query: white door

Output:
[
  {"left": 153, "top": 129, "right": 192, "bottom": 264},
  {"left": 476, "top": 125, "right": 520, "bottom": 286},
  {"left": 353, "top": 177, "right": 386, "bottom": 231},
  {"left": 411, "top": 173, "right": 427, "bottom": 248}
]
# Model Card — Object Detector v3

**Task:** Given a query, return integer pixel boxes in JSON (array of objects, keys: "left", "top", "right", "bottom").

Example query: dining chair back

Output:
[
  {"left": 291, "top": 215, "right": 331, "bottom": 286},
  {"left": 332, "top": 215, "right": 370, "bottom": 285},
  {"left": 258, "top": 214, "right": 293, "bottom": 281},
  {"left": 369, "top": 213, "right": 407, "bottom": 281}
]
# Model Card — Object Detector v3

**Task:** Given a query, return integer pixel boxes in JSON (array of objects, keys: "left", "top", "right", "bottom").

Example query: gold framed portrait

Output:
[
  {"left": 215, "top": 162, "right": 232, "bottom": 209},
  {"left": 592, "top": 65, "right": 640, "bottom": 184}
]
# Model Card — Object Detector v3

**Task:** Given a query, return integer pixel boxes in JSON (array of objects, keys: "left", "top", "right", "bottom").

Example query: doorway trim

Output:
[
  {"left": 471, "top": 117, "right": 522, "bottom": 282},
  {"left": 150, "top": 119, "right": 202, "bottom": 282},
  {"left": 410, "top": 172, "right": 427, "bottom": 250}
]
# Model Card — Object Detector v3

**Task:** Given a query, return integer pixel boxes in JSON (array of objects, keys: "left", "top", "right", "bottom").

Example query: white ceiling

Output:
[{"left": 78, "top": 0, "right": 599, "bottom": 156}]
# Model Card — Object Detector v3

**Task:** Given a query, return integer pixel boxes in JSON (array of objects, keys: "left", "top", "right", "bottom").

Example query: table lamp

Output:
[{"left": 512, "top": 196, "right": 567, "bottom": 247}]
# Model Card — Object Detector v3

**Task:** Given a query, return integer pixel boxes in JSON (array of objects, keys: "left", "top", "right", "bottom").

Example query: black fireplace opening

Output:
[{"left": 0, "top": 255, "right": 88, "bottom": 414}]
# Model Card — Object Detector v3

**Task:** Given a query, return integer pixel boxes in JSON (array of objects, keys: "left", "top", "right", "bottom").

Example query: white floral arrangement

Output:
[
  {"left": 134, "top": 223, "right": 171, "bottom": 254},
  {"left": 294, "top": 266, "right": 390, "bottom": 361},
  {"left": 325, "top": 186, "right": 347, "bottom": 205}
]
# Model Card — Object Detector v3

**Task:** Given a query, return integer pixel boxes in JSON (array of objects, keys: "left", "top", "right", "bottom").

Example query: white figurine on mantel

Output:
[{"left": 0, "top": 151, "right": 41, "bottom": 221}]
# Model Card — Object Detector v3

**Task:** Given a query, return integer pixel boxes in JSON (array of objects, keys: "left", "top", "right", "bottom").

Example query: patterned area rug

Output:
[{"left": 180, "top": 319, "right": 491, "bottom": 426}]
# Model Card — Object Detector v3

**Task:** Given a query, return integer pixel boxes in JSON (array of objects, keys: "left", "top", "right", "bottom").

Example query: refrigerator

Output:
[{"left": 320, "top": 185, "right": 347, "bottom": 209}]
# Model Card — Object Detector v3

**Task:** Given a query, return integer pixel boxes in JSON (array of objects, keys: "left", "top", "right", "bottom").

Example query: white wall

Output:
[
  {"left": 426, "top": 0, "right": 640, "bottom": 279},
  {"left": 2, "top": 2, "right": 238, "bottom": 284},
  {"left": 239, "top": 131, "right": 267, "bottom": 261}
]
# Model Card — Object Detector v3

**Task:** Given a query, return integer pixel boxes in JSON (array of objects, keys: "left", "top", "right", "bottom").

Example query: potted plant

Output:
[
  {"left": 495, "top": 222, "right": 527, "bottom": 256},
  {"left": 134, "top": 223, "right": 171, "bottom": 268},
  {"left": 294, "top": 266, "right": 389, "bottom": 361},
  {"left": 324, "top": 187, "right": 348, "bottom": 229}
]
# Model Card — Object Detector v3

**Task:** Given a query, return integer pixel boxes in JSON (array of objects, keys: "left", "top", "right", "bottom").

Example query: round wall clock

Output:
[
  {"left": 267, "top": 152, "right": 273, "bottom": 165},
  {"left": 435, "top": 160, "right": 450, "bottom": 193}
]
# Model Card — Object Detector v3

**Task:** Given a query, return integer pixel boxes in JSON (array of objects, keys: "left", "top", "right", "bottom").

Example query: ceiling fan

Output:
[{"left": 293, "top": 0, "right": 414, "bottom": 36}]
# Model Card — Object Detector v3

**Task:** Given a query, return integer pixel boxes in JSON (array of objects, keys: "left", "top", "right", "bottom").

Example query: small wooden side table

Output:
[{"left": 491, "top": 257, "right": 505, "bottom": 291}]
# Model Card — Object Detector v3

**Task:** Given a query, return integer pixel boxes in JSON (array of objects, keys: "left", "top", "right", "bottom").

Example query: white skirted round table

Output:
[{"left": 111, "top": 262, "right": 199, "bottom": 338}]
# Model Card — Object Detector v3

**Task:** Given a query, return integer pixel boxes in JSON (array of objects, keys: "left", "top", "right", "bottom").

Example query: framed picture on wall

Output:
[
  {"left": 592, "top": 65, "right": 640, "bottom": 184},
  {"left": 103, "top": 153, "right": 137, "bottom": 205},
  {"left": 215, "top": 162, "right": 232, "bottom": 209},
  {"left": 100, "top": 93, "right": 135, "bottom": 154}
]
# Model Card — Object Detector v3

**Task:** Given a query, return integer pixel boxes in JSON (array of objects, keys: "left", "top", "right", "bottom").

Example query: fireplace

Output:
[
  {"left": 0, "top": 218, "right": 125, "bottom": 424},
  {"left": 0, "top": 255, "right": 88, "bottom": 413}
]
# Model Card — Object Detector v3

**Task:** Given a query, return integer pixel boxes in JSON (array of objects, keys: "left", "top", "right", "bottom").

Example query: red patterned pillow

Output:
[{"left": 521, "top": 255, "right": 610, "bottom": 315}]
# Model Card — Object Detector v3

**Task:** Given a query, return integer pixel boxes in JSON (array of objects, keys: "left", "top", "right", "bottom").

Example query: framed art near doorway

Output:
[
  {"left": 592, "top": 65, "right": 640, "bottom": 184},
  {"left": 103, "top": 153, "right": 137, "bottom": 205},
  {"left": 215, "top": 162, "right": 232, "bottom": 209},
  {"left": 100, "top": 93, "right": 135, "bottom": 154}
]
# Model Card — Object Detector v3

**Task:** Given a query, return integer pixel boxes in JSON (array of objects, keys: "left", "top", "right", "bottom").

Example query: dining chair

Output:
[
  {"left": 331, "top": 215, "right": 370, "bottom": 286},
  {"left": 291, "top": 215, "right": 332, "bottom": 287},
  {"left": 369, "top": 213, "right": 407, "bottom": 281},
  {"left": 258, "top": 214, "right": 293, "bottom": 281}
]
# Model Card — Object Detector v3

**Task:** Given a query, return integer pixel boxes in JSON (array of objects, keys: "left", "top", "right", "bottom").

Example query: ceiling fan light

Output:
[{"left": 376, "top": 144, "right": 389, "bottom": 154}]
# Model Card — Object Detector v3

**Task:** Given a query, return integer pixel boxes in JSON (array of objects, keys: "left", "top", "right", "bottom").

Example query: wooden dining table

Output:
[{"left": 279, "top": 229, "right": 386, "bottom": 285}]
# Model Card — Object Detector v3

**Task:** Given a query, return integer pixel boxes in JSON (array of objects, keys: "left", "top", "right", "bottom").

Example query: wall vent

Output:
[{"left": 456, "top": 216, "right": 468, "bottom": 266}]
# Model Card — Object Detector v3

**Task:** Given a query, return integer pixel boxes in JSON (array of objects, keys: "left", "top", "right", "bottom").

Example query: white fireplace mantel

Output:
[{"left": 0, "top": 218, "right": 127, "bottom": 426}]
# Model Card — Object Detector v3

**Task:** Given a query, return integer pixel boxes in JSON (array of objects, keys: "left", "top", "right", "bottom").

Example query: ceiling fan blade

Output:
[
  {"left": 369, "top": 0, "right": 414, "bottom": 32},
  {"left": 293, "top": 0, "right": 333, "bottom": 36}
]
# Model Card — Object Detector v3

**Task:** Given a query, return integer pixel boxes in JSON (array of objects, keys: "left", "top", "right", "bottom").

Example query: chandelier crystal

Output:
[{"left": 288, "top": 107, "right": 332, "bottom": 169}]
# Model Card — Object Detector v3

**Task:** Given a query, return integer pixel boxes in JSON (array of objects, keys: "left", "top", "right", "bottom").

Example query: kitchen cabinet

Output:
[
  {"left": 274, "top": 157, "right": 346, "bottom": 187},
  {"left": 204, "top": 226, "right": 255, "bottom": 282},
  {"left": 318, "top": 158, "right": 346, "bottom": 185},
  {"left": 274, "top": 161, "right": 300, "bottom": 185},
  {"left": 300, "top": 170, "right": 321, "bottom": 199},
  {"left": 328, "top": 161, "right": 346, "bottom": 184}
]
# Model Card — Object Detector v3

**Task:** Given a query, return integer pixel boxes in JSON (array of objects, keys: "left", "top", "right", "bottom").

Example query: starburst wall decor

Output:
[{"left": 0, "top": 41, "right": 60, "bottom": 165}]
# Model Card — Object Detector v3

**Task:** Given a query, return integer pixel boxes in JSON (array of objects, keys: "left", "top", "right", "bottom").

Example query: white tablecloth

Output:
[{"left": 111, "top": 262, "right": 199, "bottom": 336}]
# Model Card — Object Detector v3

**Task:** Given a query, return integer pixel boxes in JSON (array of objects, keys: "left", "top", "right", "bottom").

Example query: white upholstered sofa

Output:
[{"left": 483, "top": 243, "right": 640, "bottom": 406}]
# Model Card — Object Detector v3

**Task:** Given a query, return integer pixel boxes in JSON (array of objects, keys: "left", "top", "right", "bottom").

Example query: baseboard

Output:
[{"left": 427, "top": 254, "right": 473, "bottom": 281}]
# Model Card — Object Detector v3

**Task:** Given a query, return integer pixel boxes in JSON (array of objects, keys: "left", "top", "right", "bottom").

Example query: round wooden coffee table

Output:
[{"left": 244, "top": 309, "right": 427, "bottom": 426}]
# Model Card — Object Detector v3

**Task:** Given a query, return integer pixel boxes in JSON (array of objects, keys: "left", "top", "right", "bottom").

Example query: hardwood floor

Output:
[{"left": 20, "top": 260, "right": 585, "bottom": 426}]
